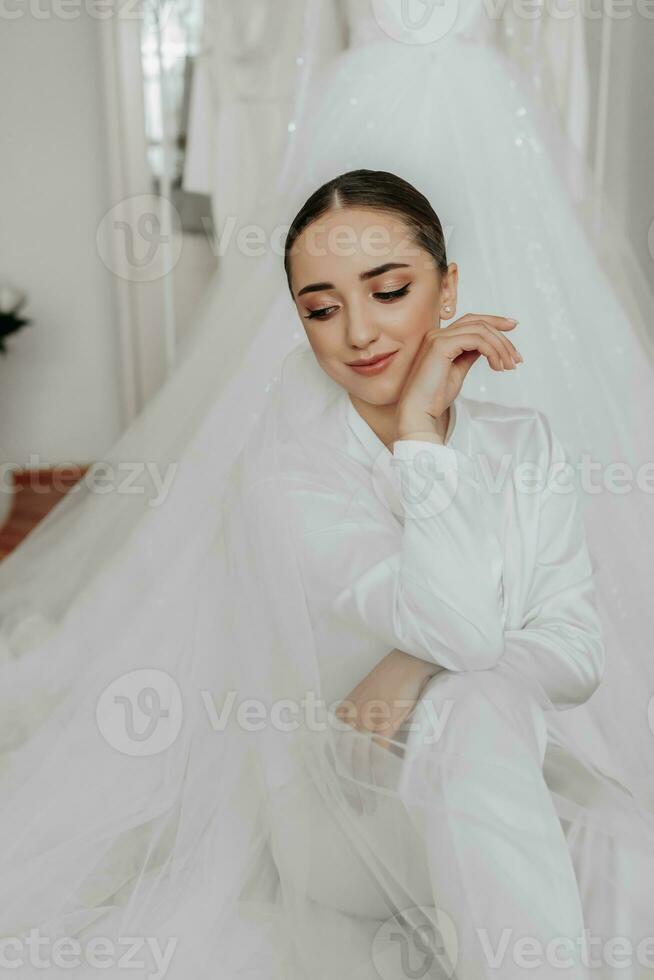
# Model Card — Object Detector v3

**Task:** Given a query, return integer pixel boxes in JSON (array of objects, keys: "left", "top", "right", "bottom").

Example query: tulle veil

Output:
[
  {"left": 2, "top": 327, "right": 654, "bottom": 977},
  {"left": 1, "top": 0, "right": 654, "bottom": 975}
]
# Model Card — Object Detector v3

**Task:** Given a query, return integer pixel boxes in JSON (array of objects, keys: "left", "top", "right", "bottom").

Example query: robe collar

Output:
[
  {"left": 343, "top": 390, "right": 472, "bottom": 460},
  {"left": 340, "top": 390, "right": 473, "bottom": 519}
]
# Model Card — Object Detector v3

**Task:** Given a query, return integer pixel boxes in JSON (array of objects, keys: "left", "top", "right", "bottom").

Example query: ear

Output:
[{"left": 440, "top": 262, "right": 459, "bottom": 321}]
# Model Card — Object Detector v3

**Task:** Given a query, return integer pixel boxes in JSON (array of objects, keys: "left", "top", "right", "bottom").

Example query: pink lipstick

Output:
[{"left": 347, "top": 350, "right": 399, "bottom": 376}]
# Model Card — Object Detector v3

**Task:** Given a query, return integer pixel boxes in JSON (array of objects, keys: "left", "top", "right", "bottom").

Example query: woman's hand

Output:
[
  {"left": 335, "top": 649, "right": 443, "bottom": 750},
  {"left": 395, "top": 314, "right": 523, "bottom": 443}
]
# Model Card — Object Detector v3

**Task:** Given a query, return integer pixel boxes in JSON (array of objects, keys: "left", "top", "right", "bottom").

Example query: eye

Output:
[
  {"left": 373, "top": 283, "right": 411, "bottom": 301},
  {"left": 304, "top": 305, "right": 339, "bottom": 320},
  {"left": 303, "top": 281, "right": 411, "bottom": 319}
]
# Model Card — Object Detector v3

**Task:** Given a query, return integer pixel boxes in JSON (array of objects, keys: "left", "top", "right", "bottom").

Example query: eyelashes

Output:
[
  {"left": 304, "top": 306, "right": 338, "bottom": 321},
  {"left": 303, "top": 283, "right": 411, "bottom": 320},
  {"left": 375, "top": 283, "right": 411, "bottom": 301}
]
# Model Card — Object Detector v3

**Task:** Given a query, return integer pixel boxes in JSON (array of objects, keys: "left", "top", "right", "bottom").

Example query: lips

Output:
[
  {"left": 348, "top": 351, "right": 397, "bottom": 367},
  {"left": 347, "top": 350, "right": 399, "bottom": 375}
]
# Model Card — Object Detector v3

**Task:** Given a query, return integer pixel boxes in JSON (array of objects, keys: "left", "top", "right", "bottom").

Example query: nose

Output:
[{"left": 345, "top": 300, "right": 380, "bottom": 350}]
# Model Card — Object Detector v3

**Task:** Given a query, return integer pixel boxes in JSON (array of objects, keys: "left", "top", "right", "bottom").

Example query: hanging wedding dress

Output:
[
  {"left": 0, "top": 0, "right": 653, "bottom": 977},
  {"left": 183, "top": 0, "right": 346, "bottom": 227}
]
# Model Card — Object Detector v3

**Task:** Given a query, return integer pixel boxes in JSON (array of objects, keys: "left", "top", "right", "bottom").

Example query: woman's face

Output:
[{"left": 289, "top": 207, "right": 458, "bottom": 406}]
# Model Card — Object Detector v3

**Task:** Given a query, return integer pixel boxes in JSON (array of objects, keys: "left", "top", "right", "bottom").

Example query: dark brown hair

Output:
[{"left": 283, "top": 169, "right": 449, "bottom": 295}]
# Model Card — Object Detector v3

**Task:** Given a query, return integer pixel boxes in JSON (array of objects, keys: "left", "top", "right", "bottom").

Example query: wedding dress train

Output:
[{"left": 0, "top": 0, "right": 653, "bottom": 977}]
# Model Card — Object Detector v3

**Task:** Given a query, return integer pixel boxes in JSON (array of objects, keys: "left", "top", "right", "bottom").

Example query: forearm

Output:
[
  {"left": 338, "top": 648, "right": 445, "bottom": 737},
  {"left": 494, "top": 420, "right": 607, "bottom": 711},
  {"left": 495, "top": 578, "right": 606, "bottom": 710},
  {"left": 389, "top": 647, "right": 446, "bottom": 687},
  {"left": 361, "top": 439, "right": 505, "bottom": 670}
]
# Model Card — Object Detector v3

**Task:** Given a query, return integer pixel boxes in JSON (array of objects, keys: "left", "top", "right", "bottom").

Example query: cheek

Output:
[
  {"left": 304, "top": 324, "right": 342, "bottom": 363},
  {"left": 403, "top": 295, "right": 437, "bottom": 337},
  {"left": 381, "top": 292, "right": 436, "bottom": 344},
  {"left": 304, "top": 330, "right": 347, "bottom": 384},
  {"left": 386, "top": 312, "right": 431, "bottom": 368}
]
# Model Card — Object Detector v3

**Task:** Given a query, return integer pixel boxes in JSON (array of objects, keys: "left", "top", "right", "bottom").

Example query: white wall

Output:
[
  {"left": 0, "top": 8, "right": 123, "bottom": 467},
  {"left": 623, "top": 19, "right": 654, "bottom": 294},
  {"left": 585, "top": 14, "right": 654, "bottom": 295}
]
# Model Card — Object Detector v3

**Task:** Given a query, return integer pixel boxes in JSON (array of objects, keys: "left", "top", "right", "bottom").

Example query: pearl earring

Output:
[{"left": 443, "top": 306, "right": 452, "bottom": 313}]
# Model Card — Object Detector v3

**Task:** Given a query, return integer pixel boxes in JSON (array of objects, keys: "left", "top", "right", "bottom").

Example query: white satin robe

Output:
[
  {"left": 293, "top": 389, "right": 605, "bottom": 712},
  {"left": 266, "top": 388, "right": 654, "bottom": 980}
]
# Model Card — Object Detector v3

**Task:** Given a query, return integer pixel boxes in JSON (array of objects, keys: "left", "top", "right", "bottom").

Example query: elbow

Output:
[
  {"left": 462, "top": 613, "right": 506, "bottom": 670},
  {"left": 560, "top": 632, "right": 606, "bottom": 709},
  {"left": 427, "top": 622, "right": 506, "bottom": 673},
  {"left": 574, "top": 634, "right": 606, "bottom": 706},
  {"left": 468, "top": 632, "right": 506, "bottom": 671},
  {"left": 395, "top": 585, "right": 507, "bottom": 672}
]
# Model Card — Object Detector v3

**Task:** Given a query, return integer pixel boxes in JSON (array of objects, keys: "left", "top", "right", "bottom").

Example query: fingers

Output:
[
  {"left": 476, "top": 323, "right": 521, "bottom": 369},
  {"left": 441, "top": 321, "right": 522, "bottom": 371},
  {"left": 440, "top": 330, "right": 515, "bottom": 372},
  {"left": 450, "top": 315, "right": 522, "bottom": 367},
  {"left": 457, "top": 313, "right": 519, "bottom": 331},
  {"left": 485, "top": 323, "right": 523, "bottom": 366},
  {"left": 480, "top": 316, "right": 522, "bottom": 367}
]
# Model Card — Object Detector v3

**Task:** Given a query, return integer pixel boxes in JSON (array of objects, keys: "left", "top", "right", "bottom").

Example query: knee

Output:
[
  {"left": 416, "top": 666, "right": 549, "bottom": 766},
  {"left": 422, "top": 663, "right": 533, "bottom": 709}
]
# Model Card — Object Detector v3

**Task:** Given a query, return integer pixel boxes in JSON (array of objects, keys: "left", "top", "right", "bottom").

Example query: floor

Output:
[{"left": 0, "top": 468, "right": 88, "bottom": 561}]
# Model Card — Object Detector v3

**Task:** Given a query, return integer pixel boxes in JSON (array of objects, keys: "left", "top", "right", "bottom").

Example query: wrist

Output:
[
  {"left": 389, "top": 649, "right": 441, "bottom": 681},
  {"left": 395, "top": 407, "right": 448, "bottom": 444}
]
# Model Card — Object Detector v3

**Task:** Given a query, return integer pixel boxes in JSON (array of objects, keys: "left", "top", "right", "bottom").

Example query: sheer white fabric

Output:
[
  {"left": 495, "top": 0, "right": 592, "bottom": 166},
  {"left": 0, "top": 1, "right": 653, "bottom": 975},
  {"left": 0, "top": 319, "right": 653, "bottom": 977},
  {"left": 343, "top": 0, "right": 495, "bottom": 46},
  {"left": 221, "top": 345, "right": 654, "bottom": 977}
]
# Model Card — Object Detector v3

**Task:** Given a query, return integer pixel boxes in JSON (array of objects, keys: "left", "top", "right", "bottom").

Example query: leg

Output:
[
  {"left": 546, "top": 738, "right": 654, "bottom": 979},
  {"left": 398, "top": 666, "right": 589, "bottom": 980}
]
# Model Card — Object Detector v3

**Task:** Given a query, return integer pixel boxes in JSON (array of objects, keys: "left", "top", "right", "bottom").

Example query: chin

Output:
[{"left": 350, "top": 375, "right": 403, "bottom": 407}]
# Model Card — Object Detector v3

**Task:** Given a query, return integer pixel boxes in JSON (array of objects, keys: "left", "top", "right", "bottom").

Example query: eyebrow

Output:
[{"left": 296, "top": 262, "right": 411, "bottom": 298}]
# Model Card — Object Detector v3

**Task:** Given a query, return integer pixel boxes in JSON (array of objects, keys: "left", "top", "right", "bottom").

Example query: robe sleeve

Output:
[
  {"left": 285, "top": 413, "right": 605, "bottom": 706},
  {"left": 289, "top": 439, "right": 507, "bottom": 672},
  {"left": 494, "top": 415, "right": 606, "bottom": 711}
]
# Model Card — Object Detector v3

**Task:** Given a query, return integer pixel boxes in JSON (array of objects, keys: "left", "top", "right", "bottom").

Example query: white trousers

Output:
[
  {"left": 394, "top": 666, "right": 588, "bottom": 979},
  {"left": 273, "top": 666, "right": 595, "bottom": 979}
]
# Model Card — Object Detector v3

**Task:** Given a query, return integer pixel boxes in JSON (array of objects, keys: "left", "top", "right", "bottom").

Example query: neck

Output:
[{"left": 348, "top": 394, "right": 450, "bottom": 449}]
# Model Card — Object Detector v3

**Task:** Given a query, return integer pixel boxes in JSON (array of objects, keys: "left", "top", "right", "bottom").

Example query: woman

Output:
[
  {"left": 220, "top": 169, "right": 654, "bottom": 979},
  {"left": 0, "top": 171, "right": 652, "bottom": 980}
]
